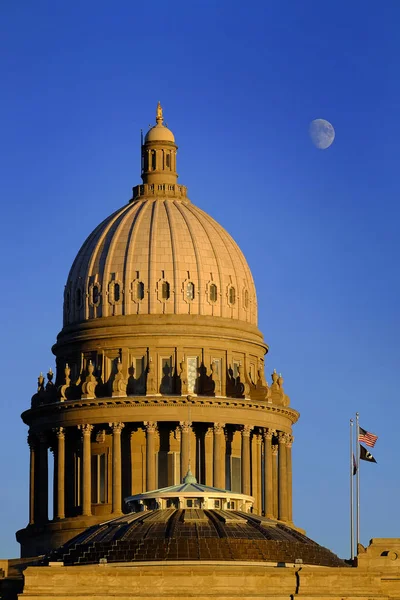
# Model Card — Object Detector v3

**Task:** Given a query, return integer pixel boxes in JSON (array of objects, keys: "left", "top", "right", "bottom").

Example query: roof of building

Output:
[
  {"left": 64, "top": 189, "right": 258, "bottom": 327},
  {"left": 45, "top": 509, "right": 347, "bottom": 567}
]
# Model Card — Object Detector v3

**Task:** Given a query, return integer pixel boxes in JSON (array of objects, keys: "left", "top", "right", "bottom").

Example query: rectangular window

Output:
[
  {"left": 160, "top": 356, "right": 173, "bottom": 394},
  {"left": 232, "top": 361, "right": 240, "bottom": 379},
  {"left": 211, "top": 358, "right": 221, "bottom": 376},
  {"left": 91, "top": 453, "right": 107, "bottom": 504},
  {"left": 187, "top": 357, "right": 198, "bottom": 394}
]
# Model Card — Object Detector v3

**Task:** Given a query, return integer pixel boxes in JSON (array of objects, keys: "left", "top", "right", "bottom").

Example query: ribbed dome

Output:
[
  {"left": 64, "top": 196, "right": 257, "bottom": 326},
  {"left": 45, "top": 509, "right": 347, "bottom": 567}
]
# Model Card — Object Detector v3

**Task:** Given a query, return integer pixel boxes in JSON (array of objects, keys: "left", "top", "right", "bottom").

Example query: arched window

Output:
[
  {"left": 166, "top": 153, "right": 171, "bottom": 169},
  {"left": 76, "top": 288, "right": 82, "bottom": 309},
  {"left": 243, "top": 289, "right": 249, "bottom": 309},
  {"left": 92, "top": 285, "right": 100, "bottom": 305},
  {"left": 161, "top": 281, "right": 170, "bottom": 300},
  {"left": 114, "top": 283, "right": 120, "bottom": 302},
  {"left": 137, "top": 281, "right": 145, "bottom": 300},
  {"left": 186, "top": 281, "right": 195, "bottom": 300},
  {"left": 65, "top": 290, "right": 70, "bottom": 313},
  {"left": 209, "top": 283, "right": 217, "bottom": 303},
  {"left": 229, "top": 287, "right": 236, "bottom": 305},
  {"left": 151, "top": 150, "right": 156, "bottom": 171}
]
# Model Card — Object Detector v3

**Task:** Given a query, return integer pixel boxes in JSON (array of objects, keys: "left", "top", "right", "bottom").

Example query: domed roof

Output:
[
  {"left": 144, "top": 101, "right": 175, "bottom": 143},
  {"left": 64, "top": 196, "right": 257, "bottom": 326},
  {"left": 45, "top": 509, "right": 346, "bottom": 567},
  {"left": 145, "top": 123, "right": 175, "bottom": 143}
]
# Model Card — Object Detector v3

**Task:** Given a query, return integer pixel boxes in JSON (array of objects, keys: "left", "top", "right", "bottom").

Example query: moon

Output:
[{"left": 309, "top": 119, "right": 335, "bottom": 149}]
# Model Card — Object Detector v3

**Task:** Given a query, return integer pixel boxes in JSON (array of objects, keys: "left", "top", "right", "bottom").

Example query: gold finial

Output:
[{"left": 156, "top": 101, "right": 163, "bottom": 124}]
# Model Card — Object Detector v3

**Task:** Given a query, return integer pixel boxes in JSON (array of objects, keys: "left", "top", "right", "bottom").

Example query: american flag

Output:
[{"left": 358, "top": 426, "right": 378, "bottom": 448}]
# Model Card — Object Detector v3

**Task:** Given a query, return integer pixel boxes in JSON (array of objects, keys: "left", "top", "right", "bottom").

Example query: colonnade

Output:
[{"left": 27, "top": 422, "right": 293, "bottom": 525}]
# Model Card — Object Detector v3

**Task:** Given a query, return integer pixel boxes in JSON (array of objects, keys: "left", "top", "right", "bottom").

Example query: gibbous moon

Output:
[{"left": 309, "top": 119, "right": 335, "bottom": 149}]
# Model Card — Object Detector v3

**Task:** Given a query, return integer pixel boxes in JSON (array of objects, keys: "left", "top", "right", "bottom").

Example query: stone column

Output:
[
  {"left": 241, "top": 425, "right": 253, "bottom": 495},
  {"left": 55, "top": 427, "right": 65, "bottom": 519},
  {"left": 38, "top": 433, "right": 48, "bottom": 523},
  {"left": 272, "top": 443, "right": 278, "bottom": 518},
  {"left": 144, "top": 422, "right": 157, "bottom": 491},
  {"left": 278, "top": 432, "right": 289, "bottom": 522},
  {"left": 179, "top": 421, "right": 192, "bottom": 481},
  {"left": 78, "top": 424, "right": 93, "bottom": 516},
  {"left": 263, "top": 428, "right": 275, "bottom": 518},
  {"left": 213, "top": 423, "right": 226, "bottom": 489},
  {"left": 28, "top": 434, "right": 36, "bottom": 525},
  {"left": 286, "top": 434, "right": 294, "bottom": 522},
  {"left": 110, "top": 422, "right": 125, "bottom": 514},
  {"left": 205, "top": 428, "right": 213, "bottom": 487}
]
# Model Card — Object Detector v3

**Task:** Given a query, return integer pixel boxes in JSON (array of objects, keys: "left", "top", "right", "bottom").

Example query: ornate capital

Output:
[
  {"left": 38, "top": 432, "right": 48, "bottom": 445},
  {"left": 144, "top": 421, "right": 157, "bottom": 434},
  {"left": 53, "top": 427, "right": 65, "bottom": 439},
  {"left": 263, "top": 427, "right": 276, "bottom": 441},
  {"left": 213, "top": 422, "right": 225, "bottom": 435},
  {"left": 286, "top": 434, "right": 294, "bottom": 448},
  {"left": 179, "top": 421, "right": 192, "bottom": 433},
  {"left": 278, "top": 431, "right": 287, "bottom": 445},
  {"left": 27, "top": 432, "right": 37, "bottom": 449},
  {"left": 241, "top": 424, "right": 253, "bottom": 437},
  {"left": 109, "top": 422, "right": 125, "bottom": 434},
  {"left": 271, "top": 443, "right": 279, "bottom": 456},
  {"left": 78, "top": 424, "right": 94, "bottom": 436},
  {"left": 255, "top": 433, "right": 263, "bottom": 446}
]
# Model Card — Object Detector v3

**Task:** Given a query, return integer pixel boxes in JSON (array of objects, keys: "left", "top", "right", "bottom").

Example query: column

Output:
[
  {"left": 286, "top": 434, "right": 294, "bottom": 522},
  {"left": 78, "top": 424, "right": 93, "bottom": 516},
  {"left": 144, "top": 421, "right": 157, "bottom": 491},
  {"left": 179, "top": 421, "right": 192, "bottom": 481},
  {"left": 110, "top": 422, "right": 125, "bottom": 514},
  {"left": 272, "top": 443, "right": 278, "bottom": 518},
  {"left": 213, "top": 423, "right": 226, "bottom": 489},
  {"left": 55, "top": 427, "right": 65, "bottom": 519},
  {"left": 278, "top": 432, "right": 289, "bottom": 522},
  {"left": 241, "top": 425, "right": 253, "bottom": 495},
  {"left": 38, "top": 433, "right": 48, "bottom": 523},
  {"left": 28, "top": 434, "right": 36, "bottom": 525},
  {"left": 263, "top": 428, "right": 275, "bottom": 518},
  {"left": 205, "top": 428, "right": 213, "bottom": 487}
]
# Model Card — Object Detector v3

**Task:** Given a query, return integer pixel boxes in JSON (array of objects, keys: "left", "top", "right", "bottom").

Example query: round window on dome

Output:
[
  {"left": 243, "top": 288, "right": 249, "bottom": 309},
  {"left": 76, "top": 288, "right": 82, "bottom": 309},
  {"left": 209, "top": 283, "right": 218, "bottom": 303},
  {"left": 136, "top": 281, "right": 145, "bottom": 301},
  {"left": 90, "top": 284, "right": 101, "bottom": 306},
  {"left": 185, "top": 281, "right": 195, "bottom": 301},
  {"left": 161, "top": 281, "right": 170, "bottom": 300}
]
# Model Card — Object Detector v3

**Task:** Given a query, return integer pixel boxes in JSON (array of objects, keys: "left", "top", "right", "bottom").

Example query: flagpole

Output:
[
  {"left": 356, "top": 412, "right": 360, "bottom": 552},
  {"left": 350, "top": 418, "right": 354, "bottom": 561}
]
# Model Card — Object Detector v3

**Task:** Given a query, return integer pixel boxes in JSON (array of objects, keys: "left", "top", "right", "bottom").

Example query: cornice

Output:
[{"left": 22, "top": 394, "right": 300, "bottom": 427}]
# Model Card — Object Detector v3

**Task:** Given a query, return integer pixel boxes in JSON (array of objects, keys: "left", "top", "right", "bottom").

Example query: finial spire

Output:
[{"left": 156, "top": 101, "right": 163, "bottom": 124}]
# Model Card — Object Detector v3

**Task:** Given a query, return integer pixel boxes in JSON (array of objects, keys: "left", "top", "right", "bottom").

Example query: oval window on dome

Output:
[
  {"left": 161, "top": 281, "right": 170, "bottom": 300},
  {"left": 186, "top": 281, "right": 195, "bottom": 301},
  {"left": 243, "top": 289, "right": 249, "bottom": 309},
  {"left": 209, "top": 283, "right": 217, "bottom": 303},
  {"left": 229, "top": 287, "right": 236, "bottom": 305},
  {"left": 65, "top": 290, "right": 70, "bottom": 313},
  {"left": 76, "top": 288, "right": 82, "bottom": 309},
  {"left": 136, "top": 281, "right": 145, "bottom": 300},
  {"left": 92, "top": 285, "right": 100, "bottom": 305}
]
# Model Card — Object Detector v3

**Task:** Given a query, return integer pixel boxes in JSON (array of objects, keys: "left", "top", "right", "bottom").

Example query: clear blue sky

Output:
[{"left": 1, "top": 0, "right": 399, "bottom": 559}]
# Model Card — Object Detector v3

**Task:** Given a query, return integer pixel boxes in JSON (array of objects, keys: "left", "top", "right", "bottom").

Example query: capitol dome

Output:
[
  {"left": 64, "top": 101, "right": 256, "bottom": 328},
  {"left": 18, "top": 104, "right": 298, "bottom": 560},
  {"left": 64, "top": 192, "right": 257, "bottom": 327}
]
